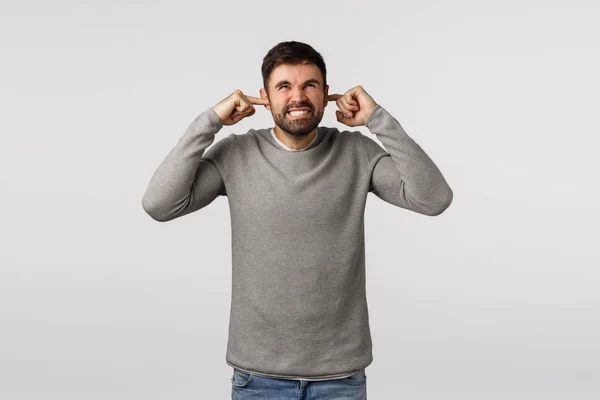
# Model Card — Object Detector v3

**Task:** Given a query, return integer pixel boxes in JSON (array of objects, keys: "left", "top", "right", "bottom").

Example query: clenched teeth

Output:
[{"left": 288, "top": 110, "right": 309, "bottom": 116}]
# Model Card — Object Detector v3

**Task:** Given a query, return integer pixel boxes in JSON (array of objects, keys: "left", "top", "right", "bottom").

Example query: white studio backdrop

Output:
[{"left": 1, "top": 0, "right": 598, "bottom": 399}]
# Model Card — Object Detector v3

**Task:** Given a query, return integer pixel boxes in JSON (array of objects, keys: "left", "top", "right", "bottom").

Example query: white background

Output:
[{"left": 1, "top": 0, "right": 599, "bottom": 399}]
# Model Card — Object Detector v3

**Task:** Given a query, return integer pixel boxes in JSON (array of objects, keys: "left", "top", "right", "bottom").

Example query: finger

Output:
[
  {"left": 246, "top": 95, "right": 269, "bottom": 105},
  {"left": 335, "top": 110, "right": 353, "bottom": 125},
  {"left": 345, "top": 91, "right": 359, "bottom": 105},
  {"left": 341, "top": 92, "right": 360, "bottom": 108},
  {"left": 231, "top": 108, "right": 254, "bottom": 120},
  {"left": 233, "top": 97, "right": 255, "bottom": 114},
  {"left": 337, "top": 104, "right": 352, "bottom": 118},
  {"left": 335, "top": 99, "right": 355, "bottom": 118},
  {"left": 329, "top": 93, "right": 358, "bottom": 115},
  {"left": 338, "top": 96, "right": 359, "bottom": 113},
  {"left": 231, "top": 103, "right": 256, "bottom": 120},
  {"left": 330, "top": 93, "right": 357, "bottom": 105},
  {"left": 233, "top": 112, "right": 246, "bottom": 121}
]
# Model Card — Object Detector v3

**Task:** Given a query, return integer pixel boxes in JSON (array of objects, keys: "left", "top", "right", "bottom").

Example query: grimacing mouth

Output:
[{"left": 286, "top": 107, "right": 312, "bottom": 115}]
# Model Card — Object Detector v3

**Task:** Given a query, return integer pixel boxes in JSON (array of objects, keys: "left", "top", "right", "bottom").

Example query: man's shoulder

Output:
[
  {"left": 225, "top": 128, "right": 264, "bottom": 146},
  {"left": 319, "top": 124, "right": 376, "bottom": 148}
]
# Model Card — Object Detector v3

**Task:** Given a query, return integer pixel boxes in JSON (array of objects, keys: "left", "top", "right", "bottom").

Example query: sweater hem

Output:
[{"left": 225, "top": 359, "right": 362, "bottom": 381}]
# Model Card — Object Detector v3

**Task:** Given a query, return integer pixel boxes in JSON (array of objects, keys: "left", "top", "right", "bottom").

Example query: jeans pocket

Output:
[
  {"left": 342, "top": 368, "right": 367, "bottom": 385},
  {"left": 231, "top": 367, "right": 254, "bottom": 388}
]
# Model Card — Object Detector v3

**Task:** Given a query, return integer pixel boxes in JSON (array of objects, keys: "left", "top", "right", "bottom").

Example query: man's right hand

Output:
[{"left": 212, "top": 90, "right": 269, "bottom": 126}]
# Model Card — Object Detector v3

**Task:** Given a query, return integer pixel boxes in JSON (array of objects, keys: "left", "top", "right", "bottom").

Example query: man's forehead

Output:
[{"left": 270, "top": 63, "right": 322, "bottom": 84}]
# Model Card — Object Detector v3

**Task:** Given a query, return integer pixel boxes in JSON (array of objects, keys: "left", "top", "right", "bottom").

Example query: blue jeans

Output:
[{"left": 231, "top": 367, "right": 367, "bottom": 399}]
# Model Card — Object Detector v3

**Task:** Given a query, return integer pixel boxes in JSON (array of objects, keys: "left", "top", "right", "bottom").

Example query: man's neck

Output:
[{"left": 273, "top": 126, "right": 317, "bottom": 150}]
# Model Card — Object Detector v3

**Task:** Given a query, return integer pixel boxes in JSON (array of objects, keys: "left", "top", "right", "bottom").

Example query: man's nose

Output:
[{"left": 290, "top": 87, "right": 308, "bottom": 102}]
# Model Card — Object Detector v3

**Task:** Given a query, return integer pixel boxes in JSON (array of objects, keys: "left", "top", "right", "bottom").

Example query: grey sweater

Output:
[{"left": 141, "top": 104, "right": 453, "bottom": 380}]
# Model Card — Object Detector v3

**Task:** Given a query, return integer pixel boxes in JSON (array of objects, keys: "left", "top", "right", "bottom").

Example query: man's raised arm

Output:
[
  {"left": 364, "top": 104, "right": 453, "bottom": 216},
  {"left": 328, "top": 86, "right": 453, "bottom": 216},
  {"left": 141, "top": 90, "right": 267, "bottom": 222}
]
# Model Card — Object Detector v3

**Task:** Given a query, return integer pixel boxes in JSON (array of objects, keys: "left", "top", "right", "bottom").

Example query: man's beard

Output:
[{"left": 272, "top": 103, "right": 324, "bottom": 137}]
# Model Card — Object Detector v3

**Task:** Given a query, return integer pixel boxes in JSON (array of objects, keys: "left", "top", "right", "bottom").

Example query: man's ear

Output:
[
  {"left": 324, "top": 84, "right": 329, "bottom": 108},
  {"left": 259, "top": 88, "right": 271, "bottom": 110}
]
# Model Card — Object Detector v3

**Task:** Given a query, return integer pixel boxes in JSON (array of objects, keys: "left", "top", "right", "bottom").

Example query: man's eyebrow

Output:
[{"left": 274, "top": 79, "right": 321, "bottom": 88}]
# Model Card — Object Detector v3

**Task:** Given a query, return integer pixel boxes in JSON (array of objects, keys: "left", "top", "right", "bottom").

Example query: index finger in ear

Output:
[
  {"left": 327, "top": 94, "right": 343, "bottom": 102},
  {"left": 246, "top": 95, "right": 269, "bottom": 105}
]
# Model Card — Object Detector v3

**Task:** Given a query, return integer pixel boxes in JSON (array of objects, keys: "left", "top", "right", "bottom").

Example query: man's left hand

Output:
[{"left": 327, "top": 85, "right": 377, "bottom": 127}]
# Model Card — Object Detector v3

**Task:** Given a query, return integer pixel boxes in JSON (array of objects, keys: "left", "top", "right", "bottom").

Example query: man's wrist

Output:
[{"left": 365, "top": 104, "right": 383, "bottom": 129}]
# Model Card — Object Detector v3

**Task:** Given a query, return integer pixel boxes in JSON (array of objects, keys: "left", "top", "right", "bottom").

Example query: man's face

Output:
[{"left": 260, "top": 63, "right": 329, "bottom": 138}]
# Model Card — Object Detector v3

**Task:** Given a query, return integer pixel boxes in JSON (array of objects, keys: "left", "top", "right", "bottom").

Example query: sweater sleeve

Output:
[
  {"left": 359, "top": 103, "right": 453, "bottom": 216},
  {"left": 141, "top": 107, "right": 235, "bottom": 222}
]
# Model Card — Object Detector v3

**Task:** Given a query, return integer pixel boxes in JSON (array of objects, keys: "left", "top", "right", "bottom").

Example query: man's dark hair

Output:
[{"left": 262, "top": 41, "right": 327, "bottom": 95}]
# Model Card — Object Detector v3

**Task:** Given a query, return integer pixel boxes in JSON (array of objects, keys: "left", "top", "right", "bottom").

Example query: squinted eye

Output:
[{"left": 278, "top": 84, "right": 316, "bottom": 90}]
